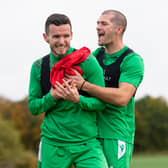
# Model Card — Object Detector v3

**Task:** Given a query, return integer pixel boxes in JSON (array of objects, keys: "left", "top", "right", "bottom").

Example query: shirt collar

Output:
[
  {"left": 50, "top": 46, "right": 74, "bottom": 64},
  {"left": 104, "top": 46, "right": 128, "bottom": 58}
]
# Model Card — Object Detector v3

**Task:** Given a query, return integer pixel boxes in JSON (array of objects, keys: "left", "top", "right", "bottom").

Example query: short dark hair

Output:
[
  {"left": 102, "top": 10, "right": 127, "bottom": 34},
  {"left": 45, "top": 13, "right": 72, "bottom": 34}
]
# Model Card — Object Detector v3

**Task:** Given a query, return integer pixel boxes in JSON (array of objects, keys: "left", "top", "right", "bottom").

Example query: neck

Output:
[{"left": 105, "top": 40, "right": 124, "bottom": 54}]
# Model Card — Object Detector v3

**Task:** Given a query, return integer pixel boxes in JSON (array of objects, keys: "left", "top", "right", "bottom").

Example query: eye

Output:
[
  {"left": 53, "top": 35, "right": 60, "bottom": 38},
  {"left": 64, "top": 34, "right": 70, "bottom": 38},
  {"left": 102, "top": 22, "right": 108, "bottom": 26},
  {"left": 97, "top": 21, "right": 108, "bottom": 26}
]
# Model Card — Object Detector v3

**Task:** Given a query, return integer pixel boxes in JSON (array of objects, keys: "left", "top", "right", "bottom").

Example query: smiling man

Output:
[{"left": 28, "top": 13, "right": 108, "bottom": 168}]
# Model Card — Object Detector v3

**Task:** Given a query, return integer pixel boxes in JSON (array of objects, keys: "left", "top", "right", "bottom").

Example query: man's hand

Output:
[
  {"left": 54, "top": 79, "right": 80, "bottom": 104},
  {"left": 65, "top": 69, "right": 85, "bottom": 89},
  {"left": 50, "top": 87, "right": 65, "bottom": 100}
]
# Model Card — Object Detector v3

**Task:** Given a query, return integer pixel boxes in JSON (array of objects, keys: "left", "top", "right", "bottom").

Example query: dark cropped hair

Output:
[{"left": 45, "top": 13, "right": 72, "bottom": 34}]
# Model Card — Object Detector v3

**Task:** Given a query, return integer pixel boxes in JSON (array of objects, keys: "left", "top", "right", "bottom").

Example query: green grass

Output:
[{"left": 130, "top": 154, "right": 168, "bottom": 168}]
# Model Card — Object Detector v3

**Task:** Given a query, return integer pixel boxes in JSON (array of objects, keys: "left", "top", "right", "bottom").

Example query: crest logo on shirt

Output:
[{"left": 118, "top": 140, "right": 126, "bottom": 159}]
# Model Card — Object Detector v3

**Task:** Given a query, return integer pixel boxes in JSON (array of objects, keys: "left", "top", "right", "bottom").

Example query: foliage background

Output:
[{"left": 0, "top": 95, "right": 168, "bottom": 167}]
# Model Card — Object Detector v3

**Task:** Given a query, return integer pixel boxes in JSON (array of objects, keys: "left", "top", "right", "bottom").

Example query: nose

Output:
[
  {"left": 59, "top": 37, "right": 65, "bottom": 45},
  {"left": 96, "top": 23, "right": 101, "bottom": 31}
]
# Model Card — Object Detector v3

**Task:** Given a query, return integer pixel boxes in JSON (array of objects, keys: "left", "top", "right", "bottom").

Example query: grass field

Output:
[{"left": 130, "top": 154, "right": 168, "bottom": 168}]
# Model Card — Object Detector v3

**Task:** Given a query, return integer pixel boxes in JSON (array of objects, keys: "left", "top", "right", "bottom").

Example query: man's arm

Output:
[
  {"left": 55, "top": 79, "right": 105, "bottom": 111},
  {"left": 28, "top": 60, "right": 60, "bottom": 115},
  {"left": 82, "top": 81, "right": 136, "bottom": 107},
  {"left": 61, "top": 55, "right": 106, "bottom": 111},
  {"left": 65, "top": 72, "right": 135, "bottom": 107},
  {"left": 66, "top": 54, "right": 144, "bottom": 107}
]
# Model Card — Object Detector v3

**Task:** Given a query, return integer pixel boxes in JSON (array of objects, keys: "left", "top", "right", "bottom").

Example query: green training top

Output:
[
  {"left": 28, "top": 46, "right": 105, "bottom": 145},
  {"left": 92, "top": 46, "right": 144, "bottom": 143}
]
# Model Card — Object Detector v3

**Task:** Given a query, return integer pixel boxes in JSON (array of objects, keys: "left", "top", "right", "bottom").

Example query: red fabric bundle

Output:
[{"left": 50, "top": 47, "right": 91, "bottom": 87}]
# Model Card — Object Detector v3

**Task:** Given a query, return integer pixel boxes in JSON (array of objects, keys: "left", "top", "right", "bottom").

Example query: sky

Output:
[{"left": 0, "top": 0, "right": 168, "bottom": 101}]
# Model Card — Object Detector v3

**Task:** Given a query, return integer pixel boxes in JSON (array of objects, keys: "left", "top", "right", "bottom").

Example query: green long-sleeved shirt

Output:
[{"left": 28, "top": 47, "right": 105, "bottom": 145}]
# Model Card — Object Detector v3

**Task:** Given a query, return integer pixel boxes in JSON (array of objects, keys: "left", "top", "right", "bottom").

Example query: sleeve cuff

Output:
[
  {"left": 44, "top": 92, "right": 57, "bottom": 107},
  {"left": 78, "top": 95, "right": 84, "bottom": 106}
]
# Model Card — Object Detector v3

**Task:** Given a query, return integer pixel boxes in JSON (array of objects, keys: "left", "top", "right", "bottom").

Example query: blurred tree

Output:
[
  {"left": 1, "top": 94, "right": 168, "bottom": 158},
  {"left": 0, "top": 118, "right": 37, "bottom": 168},
  {"left": 135, "top": 96, "right": 168, "bottom": 152},
  {"left": 0, "top": 97, "right": 43, "bottom": 152}
]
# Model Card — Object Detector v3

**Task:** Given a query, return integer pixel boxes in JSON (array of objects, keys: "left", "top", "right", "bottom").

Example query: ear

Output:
[
  {"left": 70, "top": 32, "right": 73, "bottom": 40},
  {"left": 117, "top": 26, "right": 124, "bottom": 34},
  {"left": 43, "top": 33, "right": 49, "bottom": 43}
]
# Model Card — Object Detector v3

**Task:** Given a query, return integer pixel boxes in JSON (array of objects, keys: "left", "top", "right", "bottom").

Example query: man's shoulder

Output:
[
  {"left": 32, "top": 58, "right": 42, "bottom": 69},
  {"left": 121, "top": 48, "right": 144, "bottom": 71},
  {"left": 123, "top": 47, "right": 143, "bottom": 63},
  {"left": 84, "top": 53, "right": 95, "bottom": 63},
  {"left": 32, "top": 54, "right": 50, "bottom": 69},
  {"left": 92, "top": 47, "right": 104, "bottom": 57},
  {"left": 81, "top": 53, "right": 101, "bottom": 69},
  {"left": 129, "top": 53, "right": 143, "bottom": 64}
]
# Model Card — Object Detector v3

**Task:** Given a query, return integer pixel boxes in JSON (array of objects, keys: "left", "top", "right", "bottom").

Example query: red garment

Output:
[{"left": 50, "top": 47, "right": 91, "bottom": 87}]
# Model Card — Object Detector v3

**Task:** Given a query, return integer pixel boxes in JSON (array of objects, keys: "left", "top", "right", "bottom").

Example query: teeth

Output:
[{"left": 57, "top": 46, "right": 65, "bottom": 49}]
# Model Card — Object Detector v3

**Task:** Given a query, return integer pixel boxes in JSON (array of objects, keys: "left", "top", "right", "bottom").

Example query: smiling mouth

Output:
[{"left": 57, "top": 46, "right": 66, "bottom": 49}]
